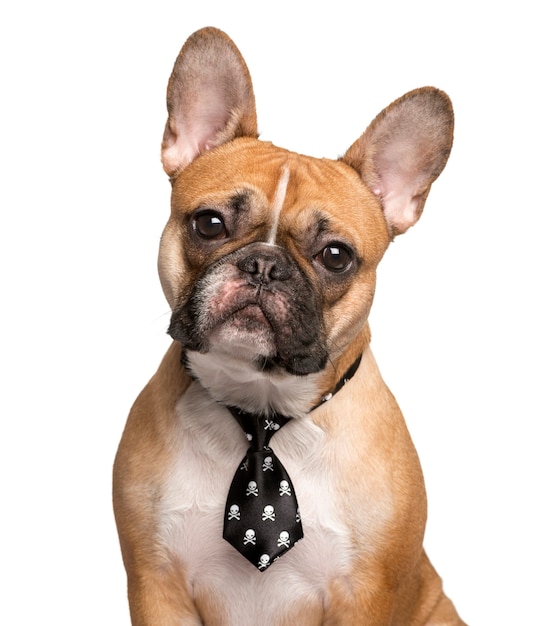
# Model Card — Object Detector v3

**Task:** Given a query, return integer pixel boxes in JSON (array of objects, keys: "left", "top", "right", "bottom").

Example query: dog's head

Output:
[{"left": 158, "top": 28, "right": 453, "bottom": 411}]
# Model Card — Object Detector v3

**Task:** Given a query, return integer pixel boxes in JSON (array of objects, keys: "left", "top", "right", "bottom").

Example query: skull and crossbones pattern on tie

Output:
[{"left": 223, "top": 406, "right": 303, "bottom": 571}]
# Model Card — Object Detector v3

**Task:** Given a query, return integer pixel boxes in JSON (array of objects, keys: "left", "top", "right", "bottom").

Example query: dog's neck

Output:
[{"left": 184, "top": 349, "right": 361, "bottom": 418}]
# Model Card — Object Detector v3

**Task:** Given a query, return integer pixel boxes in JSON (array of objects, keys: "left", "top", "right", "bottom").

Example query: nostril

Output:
[
  {"left": 237, "top": 253, "right": 292, "bottom": 283},
  {"left": 269, "top": 263, "right": 292, "bottom": 281},
  {"left": 237, "top": 256, "right": 259, "bottom": 275}
]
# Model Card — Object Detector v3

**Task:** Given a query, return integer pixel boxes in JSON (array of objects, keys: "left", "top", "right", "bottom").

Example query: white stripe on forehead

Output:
[{"left": 267, "top": 166, "right": 290, "bottom": 245}]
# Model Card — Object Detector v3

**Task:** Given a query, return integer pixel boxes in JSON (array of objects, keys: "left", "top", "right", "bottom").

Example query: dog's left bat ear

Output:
[
  {"left": 161, "top": 27, "right": 258, "bottom": 177},
  {"left": 342, "top": 88, "right": 454, "bottom": 236}
]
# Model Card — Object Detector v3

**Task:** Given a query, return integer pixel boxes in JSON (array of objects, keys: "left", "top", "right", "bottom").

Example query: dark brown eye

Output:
[
  {"left": 193, "top": 211, "right": 227, "bottom": 240},
  {"left": 318, "top": 244, "right": 353, "bottom": 272}
]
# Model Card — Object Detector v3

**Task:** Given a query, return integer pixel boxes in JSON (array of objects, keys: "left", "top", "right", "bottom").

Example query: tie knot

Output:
[{"left": 227, "top": 406, "right": 291, "bottom": 450}]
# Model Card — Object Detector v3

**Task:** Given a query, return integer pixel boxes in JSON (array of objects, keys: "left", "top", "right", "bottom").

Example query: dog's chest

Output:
[{"left": 156, "top": 383, "right": 354, "bottom": 621}]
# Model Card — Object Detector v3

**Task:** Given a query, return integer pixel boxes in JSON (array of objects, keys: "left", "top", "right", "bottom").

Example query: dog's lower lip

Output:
[{"left": 236, "top": 303, "right": 269, "bottom": 324}]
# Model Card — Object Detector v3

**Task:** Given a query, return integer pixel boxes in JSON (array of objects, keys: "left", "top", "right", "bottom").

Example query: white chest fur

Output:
[{"left": 156, "top": 382, "right": 354, "bottom": 623}]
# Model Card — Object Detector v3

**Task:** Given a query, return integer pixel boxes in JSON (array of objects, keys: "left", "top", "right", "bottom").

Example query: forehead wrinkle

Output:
[{"left": 267, "top": 165, "right": 290, "bottom": 245}]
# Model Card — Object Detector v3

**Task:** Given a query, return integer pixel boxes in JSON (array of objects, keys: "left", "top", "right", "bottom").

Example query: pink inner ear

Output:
[
  {"left": 380, "top": 189, "right": 423, "bottom": 235},
  {"left": 192, "top": 85, "right": 233, "bottom": 143},
  {"left": 162, "top": 97, "right": 230, "bottom": 174},
  {"left": 189, "top": 90, "right": 233, "bottom": 152},
  {"left": 188, "top": 112, "right": 225, "bottom": 153},
  {"left": 371, "top": 137, "right": 434, "bottom": 234}
]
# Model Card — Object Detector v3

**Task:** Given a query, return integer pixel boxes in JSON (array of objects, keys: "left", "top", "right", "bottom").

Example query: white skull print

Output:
[
  {"left": 246, "top": 480, "right": 258, "bottom": 496},
  {"left": 261, "top": 505, "right": 275, "bottom": 521},
  {"left": 277, "top": 531, "right": 290, "bottom": 548},
  {"left": 243, "top": 529, "right": 256, "bottom": 545},
  {"left": 227, "top": 504, "right": 240, "bottom": 520},
  {"left": 258, "top": 554, "right": 270, "bottom": 570},
  {"left": 279, "top": 480, "right": 291, "bottom": 496}
]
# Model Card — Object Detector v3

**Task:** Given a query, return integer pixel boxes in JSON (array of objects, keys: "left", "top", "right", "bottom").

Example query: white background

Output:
[{"left": 1, "top": 1, "right": 552, "bottom": 624}]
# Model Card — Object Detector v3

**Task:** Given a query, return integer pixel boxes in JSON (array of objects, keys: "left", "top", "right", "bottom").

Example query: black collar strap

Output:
[
  {"left": 311, "top": 354, "right": 362, "bottom": 412},
  {"left": 227, "top": 353, "right": 363, "bottom": 419},
  {"left": 181, "top": 348, "right": 363, "bottom": 413}
]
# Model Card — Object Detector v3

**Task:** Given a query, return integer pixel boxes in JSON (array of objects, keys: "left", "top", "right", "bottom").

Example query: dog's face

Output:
[
  {"left": 156, "top": 28, "right": 453, "bottom": 401},
  {"left": 160, "top": 139, "right": 390, "bottom": 378}
]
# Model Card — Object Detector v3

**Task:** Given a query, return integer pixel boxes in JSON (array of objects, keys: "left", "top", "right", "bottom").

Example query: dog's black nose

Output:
[{"left": 237, "top": 252, "right": 293, "bottom": 283}]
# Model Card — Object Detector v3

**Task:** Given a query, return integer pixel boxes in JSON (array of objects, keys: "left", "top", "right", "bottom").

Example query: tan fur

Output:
[{"left": 113, "top": 27, "right": 465, "bottom": 625}]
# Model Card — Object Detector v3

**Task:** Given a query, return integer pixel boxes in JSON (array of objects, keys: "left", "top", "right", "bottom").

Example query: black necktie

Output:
[
  {"left": 223, "top": 407, "right": 302, "bottom": 571},
  {"left": 222, "top": 355, "right": 362, "bottom": 571}
]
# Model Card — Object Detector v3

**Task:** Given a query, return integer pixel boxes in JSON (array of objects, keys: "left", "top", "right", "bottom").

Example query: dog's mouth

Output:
[
  {"left": 203, "top": 299, "right": 279, "bottom": 362},
  {"left": 169, "top": 283, "right": 327, "bottom": 376},
  {"left": 229, "top": 302, "right": 272, "bottom": 328},
  {"left": 209, "top": 298, "right": 275, "bottom": 342},
  {"left": 171, "top": 287, "right": 284, "bottom": 353}
]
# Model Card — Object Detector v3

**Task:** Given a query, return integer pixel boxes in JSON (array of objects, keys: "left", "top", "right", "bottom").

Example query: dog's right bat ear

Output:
[
  {"left": 342, "top": 88, "right": 454, "bottom": 237},
  {"left": 161, "top": 27, "right": 258, "bottom": 177}
]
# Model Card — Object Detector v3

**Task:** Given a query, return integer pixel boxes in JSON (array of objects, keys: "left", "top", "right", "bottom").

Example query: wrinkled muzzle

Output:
[{"left": 168, "top": 243, "right": 328, "bottom": 375}]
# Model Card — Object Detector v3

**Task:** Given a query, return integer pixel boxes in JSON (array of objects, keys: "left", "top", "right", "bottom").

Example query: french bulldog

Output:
[{"left": 113, "top": 26, "right": 465, "bottom": 625}]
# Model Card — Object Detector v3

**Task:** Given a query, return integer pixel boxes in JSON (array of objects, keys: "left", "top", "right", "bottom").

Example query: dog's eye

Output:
[
  {"left": 317, "top": 244, "right": 353, "bottom": 273},
  {"left": 193, "top": 211, "right": 227, "bottom": 240}
]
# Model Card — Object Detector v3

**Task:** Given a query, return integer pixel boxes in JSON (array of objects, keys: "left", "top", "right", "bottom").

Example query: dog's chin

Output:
[
  {"left": 185, "top": 343, "right": 323, "bottom": 417},
  {"left": 207, "top": 310, "right": 278, "bottom": 366}
]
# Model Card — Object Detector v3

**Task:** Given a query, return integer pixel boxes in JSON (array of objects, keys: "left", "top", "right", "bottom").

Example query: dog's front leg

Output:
[
  {"left": 126, "top": 561, "right": 202, "bottom": 626},
  {"left": 322, "top": 577, "right": 397, "bottom": 626},
  {"left": 114, "top": 342, "right": 198, "bottom": 625},
  {"left": 321, "top": 551, "right": 465, "bottom": 626},
  {"left": 117, "top": 497, "right": 203, "bottom": 626}
]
